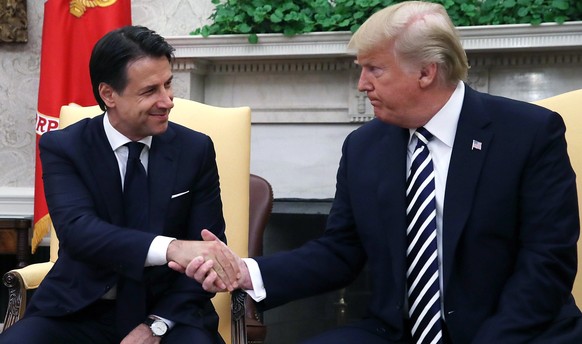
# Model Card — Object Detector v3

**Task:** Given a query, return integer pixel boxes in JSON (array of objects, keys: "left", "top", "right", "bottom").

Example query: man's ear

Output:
[
  {"left": 419, "top": 63, "right": 438, "bottom": 88},
  {"left": 98, "top": 83, "right": 116, "bottom": 108}
]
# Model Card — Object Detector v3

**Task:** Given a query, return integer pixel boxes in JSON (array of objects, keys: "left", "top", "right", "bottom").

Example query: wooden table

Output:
[{"left": 0, "top": 218, "right": 31, "bottom": 268}]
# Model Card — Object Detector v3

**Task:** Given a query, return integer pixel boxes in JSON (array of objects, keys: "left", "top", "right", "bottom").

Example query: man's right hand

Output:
[
  {"left": 186, "top": 249, "right": 253, "bottom": 293},
  {"left": 166, "top": 229, "right": 241, "bottom": 291},
  {"left": 168, "top": 230, "right": 253, "bottom": 293}
]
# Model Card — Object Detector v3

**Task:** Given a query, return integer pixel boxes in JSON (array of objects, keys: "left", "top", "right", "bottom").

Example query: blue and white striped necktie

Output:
[{"left": 406, "top": 127, "right": 442, "bottom": 344}]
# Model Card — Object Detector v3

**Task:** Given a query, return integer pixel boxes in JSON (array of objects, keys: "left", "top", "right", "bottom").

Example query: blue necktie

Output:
[
  {"left": 123, "top": 141, "right": 149, "bottom": 229},
  {"left": 117, "top": 141, "right": 148, "bottom": 335},
  {"left": 406, "top": 127, "right": 442, "bottom": 344}
]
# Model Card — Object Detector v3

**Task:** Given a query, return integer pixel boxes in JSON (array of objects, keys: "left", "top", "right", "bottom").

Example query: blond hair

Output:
[{"left": 348, "top": 1, "right": 468, "bottom": 86}]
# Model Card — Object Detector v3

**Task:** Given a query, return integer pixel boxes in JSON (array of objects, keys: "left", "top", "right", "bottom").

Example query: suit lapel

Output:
[
  {"left": 147, "top": 125, "right": 178, "bottom": 234},
  {"left": 84, "top": 115, "right": 125, "bottom": 225},
  {"left": 442, "top": 86, "right": 493, "bottom": 290}
]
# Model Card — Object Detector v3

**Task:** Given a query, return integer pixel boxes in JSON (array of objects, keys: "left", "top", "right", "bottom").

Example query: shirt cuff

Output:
[
  {"left": 150, "top": 314, "right": 175, "bottom": 330},
  {"left": 242, "top": 258, "right": 266, "bottom": 302},
  {"left": 145, "top": 236, "right": 176, "bottom": 267}
]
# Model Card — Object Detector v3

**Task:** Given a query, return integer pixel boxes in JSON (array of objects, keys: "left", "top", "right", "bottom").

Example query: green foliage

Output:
[{"left": 192, "top": 0, "right": 582, "bottom": 43}]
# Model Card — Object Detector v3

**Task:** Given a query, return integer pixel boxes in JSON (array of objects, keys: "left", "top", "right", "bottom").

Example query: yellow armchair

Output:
[
  {"left": 2, "top": 98, "right": 254, "bottom": 343},
  {"left": 533, "top": 89, "right": 582, "bottom": 304}
]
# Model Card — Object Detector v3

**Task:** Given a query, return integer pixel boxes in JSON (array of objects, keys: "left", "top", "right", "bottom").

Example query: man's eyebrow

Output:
[{"left": 137, "top": 76, "right": 174, "bottom": 93}]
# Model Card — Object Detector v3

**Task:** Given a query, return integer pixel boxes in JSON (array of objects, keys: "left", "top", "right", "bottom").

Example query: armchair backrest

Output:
[
  {"left": 533, "top": 89, "right": 582, "bottom": 304},
  {"left": 59, "top": 98, "right": 251, "bottom": 343},
  {"left": 249, "top": 174, "right": 273, "bottom": 257}
]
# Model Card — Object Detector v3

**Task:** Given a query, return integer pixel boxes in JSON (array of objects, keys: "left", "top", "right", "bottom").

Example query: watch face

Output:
[{"left": 151, "top": 320, "right": 168, "bottom": 336}]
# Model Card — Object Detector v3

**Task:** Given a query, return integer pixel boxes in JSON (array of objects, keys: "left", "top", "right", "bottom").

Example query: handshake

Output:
[{"left": 167, "top": 229, "right": 253, "bottom": 293}]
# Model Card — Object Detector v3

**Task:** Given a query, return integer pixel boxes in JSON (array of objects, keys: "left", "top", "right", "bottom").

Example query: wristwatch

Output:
[{"left": 144, "top": 316, "right": 168, "bottom": 337}]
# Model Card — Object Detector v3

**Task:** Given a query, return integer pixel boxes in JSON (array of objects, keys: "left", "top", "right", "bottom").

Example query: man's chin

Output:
[{"left": 151, "top": 122, "right": 169, "bottom": 136}]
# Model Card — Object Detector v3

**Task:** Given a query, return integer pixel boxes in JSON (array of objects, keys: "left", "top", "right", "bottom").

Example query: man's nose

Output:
[
  {"left": 357, "top": 70, "right": 371, "bottom": 92},
  {"left": 159, "top": 89, "right": 174, "bottom": 109}
]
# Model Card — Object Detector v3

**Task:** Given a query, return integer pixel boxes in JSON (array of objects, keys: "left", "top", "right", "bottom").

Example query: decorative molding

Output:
[
  {"left": 168, "top": 31, "right": 353, "bottom": 60},
  {"left": 459, "top": 21, "right": 582, "bottom": 52},
  {"left": 208, "top": 59, "right": 352, "bottom": 74},
  {"left": 0, "top": 187, "right": 34, "bottom": 217},
  {"left": 167, "top": 22, "right": 582, "bottom": 61},
  {"left": 468, "top": 51, "right": 582, "bottom": 68}
]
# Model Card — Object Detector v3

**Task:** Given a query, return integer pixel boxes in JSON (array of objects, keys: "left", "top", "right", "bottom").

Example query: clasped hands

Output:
[{"left": 167, "top": 229, "right": 251, "bottom": 292}]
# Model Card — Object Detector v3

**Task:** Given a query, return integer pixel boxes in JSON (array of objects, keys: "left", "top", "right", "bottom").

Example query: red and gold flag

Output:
[{"left": 32, "top": 0, "right": 132, "bottom": 252}]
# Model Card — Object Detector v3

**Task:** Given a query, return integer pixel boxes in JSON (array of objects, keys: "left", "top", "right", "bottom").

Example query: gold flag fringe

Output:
[{"left": 31, "top": 215, "right": 52, "bottom": 254}]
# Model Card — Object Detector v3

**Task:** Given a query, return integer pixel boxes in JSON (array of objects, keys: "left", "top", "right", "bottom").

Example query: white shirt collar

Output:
[
  {"left": 103, "top": 112, "right": 152, "bottom": 151},
  {"left": 409, "top": 81, "right": 465, "bottom": 148}
]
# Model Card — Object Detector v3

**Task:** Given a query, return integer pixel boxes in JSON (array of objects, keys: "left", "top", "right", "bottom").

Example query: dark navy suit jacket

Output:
[
  {"left": 256, "top": 85, "right": 582, "bottom": 342},
  {"left": 29, "top": 114, "right": 225, "bottom": 333}
]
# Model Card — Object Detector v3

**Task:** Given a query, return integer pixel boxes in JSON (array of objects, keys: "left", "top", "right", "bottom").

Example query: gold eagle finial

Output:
[{"left": 70, "top": 0, "right": 118, "bottom": 18}]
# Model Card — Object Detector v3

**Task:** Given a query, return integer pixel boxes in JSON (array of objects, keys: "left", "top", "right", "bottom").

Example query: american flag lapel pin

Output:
[{"left": 471, "top": 140, "right": 482, "bottom": 151}]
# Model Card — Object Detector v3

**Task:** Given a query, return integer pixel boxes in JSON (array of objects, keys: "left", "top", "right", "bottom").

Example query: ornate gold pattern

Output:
[{"left": 70, "top": 0, "right": 117, "bottom": 18}]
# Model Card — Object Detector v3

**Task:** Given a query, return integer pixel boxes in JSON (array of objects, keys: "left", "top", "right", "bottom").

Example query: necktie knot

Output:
[
  {"left": 414, "top": 127, "right": 433, "bottom": 147},
  {"left": 122, "top": 141, "right": 148, "bottom": 221},
  {"left": 126, "top": 141, "right": 144, "bottom": 161}
]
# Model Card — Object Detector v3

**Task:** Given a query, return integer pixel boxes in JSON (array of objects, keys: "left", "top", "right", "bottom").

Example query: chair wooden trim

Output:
[{"left": 2, "top": 270, "right": 26, "bottom": 329}]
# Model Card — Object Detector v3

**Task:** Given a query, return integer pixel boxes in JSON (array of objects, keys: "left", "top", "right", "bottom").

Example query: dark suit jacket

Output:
[
  {"left": 29, "top": 114, "right": 225, "bottom": 333},
  {"left": 256, "top": 85, "right": 582, "bottom": 342}
]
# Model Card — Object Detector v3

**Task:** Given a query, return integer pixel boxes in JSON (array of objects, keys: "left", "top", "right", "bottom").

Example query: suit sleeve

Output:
[
  {"left": 256, "top": 133, "right": 368, "bottom": 310},
  {"left": 473, "top": 112, "right": 579, "bottom": 342}
]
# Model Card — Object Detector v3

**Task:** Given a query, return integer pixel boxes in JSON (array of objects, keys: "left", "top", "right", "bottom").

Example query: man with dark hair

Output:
[
  {"left": 0, "top": 25, "right": 238, "bottom": 344},
  {"left": 184, "top": 2, "right": 582, "bottom": 343}
]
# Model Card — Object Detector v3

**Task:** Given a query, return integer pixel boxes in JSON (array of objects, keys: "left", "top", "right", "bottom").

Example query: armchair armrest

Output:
[
  {"left": 231, "top": 289, "right": 267, "bottom": 344},
  {"left": 231, "top": 289, "right": 247, "bottom": 344},
  {"left": 2, "top": 262, "right": 54, "bottom": 330}
]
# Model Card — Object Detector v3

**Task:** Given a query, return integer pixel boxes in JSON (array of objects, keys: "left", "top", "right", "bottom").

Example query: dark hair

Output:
[{"left": 89, "top": 25, "right": 175, "bottom": 111}]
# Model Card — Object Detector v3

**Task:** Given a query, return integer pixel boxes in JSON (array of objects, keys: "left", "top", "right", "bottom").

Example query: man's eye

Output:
[{"left": 368, "top": 67, "right": 382, "bottom": 76}]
